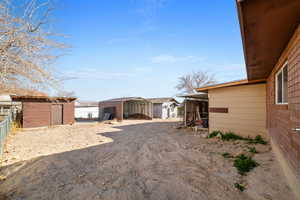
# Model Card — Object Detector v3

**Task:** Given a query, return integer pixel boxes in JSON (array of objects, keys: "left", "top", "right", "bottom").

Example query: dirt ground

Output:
[{"left": 0, "top": 120, "right": 296, "bottom": 200}]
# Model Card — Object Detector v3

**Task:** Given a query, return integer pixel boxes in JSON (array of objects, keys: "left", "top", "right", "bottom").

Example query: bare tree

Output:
[
  {"left": 0, "top": 0, "right": 67, "bottom": 94},
  {"left": 176, "top": 71, "right": 216, "bottom": 94}
]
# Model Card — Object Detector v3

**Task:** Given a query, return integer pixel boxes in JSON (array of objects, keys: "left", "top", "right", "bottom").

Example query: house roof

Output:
[
  {"left": 11, "top": 95, "right": 76, "bottom": 102},
  {"left": 195, "top": 79, "right": 266, "bottom": 92},
  {"left": 147, "top": 98, "right": 178, "bottom": 104},
  {"left": 236, "top": 0, "right": 300, "bottom": 80},
  {"left": 100, "top": 97, "right": 150, "bottom": 103},
  {"left": 75, "top": 101, "right": 98, "bottom": 107}
]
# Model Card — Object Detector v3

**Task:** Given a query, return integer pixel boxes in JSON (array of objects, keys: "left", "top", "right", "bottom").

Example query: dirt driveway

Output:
[{"left": 0, "top": 120, "right": 296, "bottom": 200}]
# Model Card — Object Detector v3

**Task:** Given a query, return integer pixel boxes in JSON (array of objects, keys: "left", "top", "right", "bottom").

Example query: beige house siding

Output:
[{"left": 208, "top": 83, "right": 267, "bottom": 139}]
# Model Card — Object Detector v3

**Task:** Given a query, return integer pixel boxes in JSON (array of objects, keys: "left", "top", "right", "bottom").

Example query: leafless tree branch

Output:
[
  {"left": 176, "top": 71, "right": 217, "bottom": 94},
  {"left": 0, "top": 0, "right": 67, "bottom": 94}
]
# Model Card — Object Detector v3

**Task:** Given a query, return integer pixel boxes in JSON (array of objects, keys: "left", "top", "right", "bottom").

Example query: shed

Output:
[
  {"left": 11, "top": 95, "right": 76, "bottom": 128},
  {"left": 196, "top": 79, "right": 267, "bottom": 138},
  {"left": 147, "top": 98, "right": 179, "bottom": 119},
  {"left": 99, "top": 97, "right": 153, "bottom": 121}
]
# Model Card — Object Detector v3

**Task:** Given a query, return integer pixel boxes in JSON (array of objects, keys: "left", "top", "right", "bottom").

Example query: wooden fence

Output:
[{"left": 0, "top": 112, "right": 12, "bottom": 156}]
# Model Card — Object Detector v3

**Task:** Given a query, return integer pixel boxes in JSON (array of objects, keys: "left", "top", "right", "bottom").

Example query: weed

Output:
[
  {"left": 234, "top": 154, "right": 259, "bottom": 175},
  {"left": 208, "top": 130, "right": 223, "bottom": 138},
  {"left": 248, "top": 135, "right": 267, "bottom": 145},
  {"left": 222, "top": 152, "right": 233, "bottom": 158},
  {"left": 234, "top": 183, "right": 245, "bottom": 192},
  {"left": 248, "top": 147, "right": 258, "bottom": 153}
]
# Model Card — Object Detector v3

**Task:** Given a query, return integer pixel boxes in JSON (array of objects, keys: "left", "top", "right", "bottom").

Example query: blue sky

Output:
[{"left": 53, "top": 0, "right": 246, "bottom": 101}]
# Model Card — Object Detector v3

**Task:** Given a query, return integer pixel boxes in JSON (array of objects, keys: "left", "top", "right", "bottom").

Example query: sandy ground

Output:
[{"left": 0, "top": 120, "right": 296, "bottom": 200}]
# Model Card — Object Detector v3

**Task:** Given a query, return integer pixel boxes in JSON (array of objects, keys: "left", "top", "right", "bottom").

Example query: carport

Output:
[{"left": 99, "top": 97, "right": 153, "bottom": 121}]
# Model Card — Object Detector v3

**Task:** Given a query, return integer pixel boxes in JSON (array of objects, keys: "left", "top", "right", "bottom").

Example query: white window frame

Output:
[{"left": 275, "top": 61, "right": 288, "bottom": 105}]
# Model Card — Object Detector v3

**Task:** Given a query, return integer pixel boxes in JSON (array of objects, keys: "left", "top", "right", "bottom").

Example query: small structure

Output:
[
  {"left": 99, "top": 97, "right": 153, "bottom": 121},
  {"left": 75, "top": 101, "right": 99, "bottom": 121},
  {"left": 11, "top": 95, "right": 76, "bottom": 128},
  {"left": 147, "top": 98, "right": 179, "bottom": 119},
  {"left": 0, "top": 94, "right": 21, "bottom": 120},
  {"left": 0, "top": 94, "right": 13, "bottom": 115},
  {"left": 178, "top": 93, "right": 208, "bottom": 128},
  {"left": 196, "top": 79, "right": 267, "bottom": 138}
]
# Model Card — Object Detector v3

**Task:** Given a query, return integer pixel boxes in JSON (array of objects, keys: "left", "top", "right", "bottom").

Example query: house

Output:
[
  {"left": 178, "top": 93, "right": 208, "bottom": 127},
  {"left": 236, "top": 0, "right": 300, "bottom": 196},
  {"left": 99, "top": 97, "right": 153, "bottom": 121},
  {"left": 196, "top": 79, "right": 267, "bottom": 138},
  {"left": 147, "top": 98, "right": 179, "bottom": 119},
  {"left": 11, "top": 95, "right": 76, "bottom": 128},
  {"left": 75, "top": 101, "right": 99, "bottom": 121}
]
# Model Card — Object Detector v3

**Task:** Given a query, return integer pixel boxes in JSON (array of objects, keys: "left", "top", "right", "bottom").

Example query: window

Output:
[{"left": 276, "top": 63, "right": 288, "bottom": 104}]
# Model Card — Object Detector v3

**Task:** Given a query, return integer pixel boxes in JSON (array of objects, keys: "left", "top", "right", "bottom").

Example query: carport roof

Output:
[
  {"left": 100, "top": 97, "right": 150, "bottom": 103},
  {"left": 147, "top": 98, "right": 179, "bottom": 104}
]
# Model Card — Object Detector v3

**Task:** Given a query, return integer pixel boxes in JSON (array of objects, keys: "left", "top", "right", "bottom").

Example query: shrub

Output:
[
  {"left": 221, "top": 132, "right": 245, "bottom": 141},
  {"left": 208, "top": 130, "right": 223, "bottom": 138},
  {"left": 234, "top": 154, "right": 259, "bottom": 175},
  {"left": 234, "top": 183, "right": 245, "bottom": 192},
  {"left": 248, "top": 135, "right": 267, "bottom": 145}
]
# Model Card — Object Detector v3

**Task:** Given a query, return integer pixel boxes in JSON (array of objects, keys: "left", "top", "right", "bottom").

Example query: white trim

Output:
[{"left": 275, "top": 61, "right": 288, "bottom": 105}]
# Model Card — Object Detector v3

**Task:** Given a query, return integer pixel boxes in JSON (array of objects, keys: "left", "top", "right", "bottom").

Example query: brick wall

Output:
[{"left": 267, "top": 26, "right": 300, "bottom": 180}]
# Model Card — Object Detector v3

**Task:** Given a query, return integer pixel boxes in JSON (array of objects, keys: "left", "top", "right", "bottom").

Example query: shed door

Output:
[
  {"left": 51, "top": 104, "right": 63, "bottom": 125},
  {"left": 153, "top": 103, "right": 162, "bottom": 118}
]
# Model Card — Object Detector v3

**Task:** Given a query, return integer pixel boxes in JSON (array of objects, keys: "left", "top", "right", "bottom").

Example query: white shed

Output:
[
  {"left": 75, "top": 101, "right": 99, "bottom": 120},
  {"left": 147, "top": 98, "right": 179, "bottom": 119}
]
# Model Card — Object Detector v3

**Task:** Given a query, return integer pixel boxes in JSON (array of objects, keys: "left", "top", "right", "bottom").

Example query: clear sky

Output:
[{"left": 53, "top": 0, "right": 246, "bottom": 101}]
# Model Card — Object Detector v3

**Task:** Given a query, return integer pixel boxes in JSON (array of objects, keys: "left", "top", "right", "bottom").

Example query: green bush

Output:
[
  {"left": 234, "top": 183, "right": 245, "bottom": 192},
  {"left": 248, "top": 135, "right": 267, "bottom": 145},
  {"left": 234, "top": 154, "right": 259, "bottom": 175},
  {"left": 221, "top": 132, "right": 245, "bottom": 141},
  {"left": 208, "top": 130, "right": 223, "bottom": 138}
]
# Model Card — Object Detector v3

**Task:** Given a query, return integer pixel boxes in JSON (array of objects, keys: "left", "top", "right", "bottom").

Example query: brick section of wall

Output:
[
  {"left": 22, "top": 102, "right": 51, "bottom": 128},
  {"left": 267, "top": 26, "right": 300, "bottom": 180},
  {"left": 99, "top": 101, "right": 123, "bottom": 121},
  {"left": 63, "top": 102, "right": 75, "bottom": 125}
]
